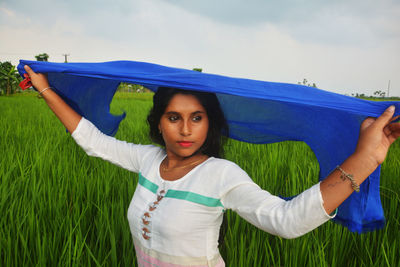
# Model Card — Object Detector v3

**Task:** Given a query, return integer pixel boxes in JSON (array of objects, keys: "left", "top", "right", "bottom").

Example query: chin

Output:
[
  {"left": 172, "top": 149, "right": 201, "bottom": 158},
  {"left": 180, "top": 151, "right": 198, "bottom": 158}
]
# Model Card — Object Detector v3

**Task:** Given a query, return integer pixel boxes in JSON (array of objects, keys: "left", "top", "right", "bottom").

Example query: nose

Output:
[{"left": 180, "top": 120, "right": 192, "bottom": 136}]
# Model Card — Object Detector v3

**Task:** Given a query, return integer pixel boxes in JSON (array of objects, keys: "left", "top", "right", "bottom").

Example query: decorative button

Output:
[
  {"left": 142, "top": 233, "right": 150, "bottom": 240},
  {"left": 149, "top": 201, "right": 159, "bottom": 211},
  {"left": 142, "top": 227, "right": 151, "bottom": 240},
  {"left": 149, "top": 206, "right": 156, "bottom": 211},
  {"left": 140, "top": 188, "right": 167, "bottom": 240}
]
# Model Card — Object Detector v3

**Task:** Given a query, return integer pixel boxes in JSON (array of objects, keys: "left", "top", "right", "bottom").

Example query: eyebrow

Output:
[{"left": 164, "top": 111, "right": 206, "bottom": 115}]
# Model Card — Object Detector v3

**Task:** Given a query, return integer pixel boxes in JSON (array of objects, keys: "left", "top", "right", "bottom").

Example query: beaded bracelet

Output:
[
  {"left": 37, "top": 87, "right": 52, "bottom": 98},
  {"left": 336, "top": 165, "right": 360, "bottom": 192}
]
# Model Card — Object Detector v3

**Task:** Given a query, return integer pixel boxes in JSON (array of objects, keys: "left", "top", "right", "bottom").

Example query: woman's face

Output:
[{"left": 158, "top": 93, "right": 209, "bottom": 159}]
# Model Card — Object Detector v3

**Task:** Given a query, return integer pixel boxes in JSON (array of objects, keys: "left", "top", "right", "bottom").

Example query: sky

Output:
[{"left": 1, "top": 0, "right": 399, "bottom": 96}]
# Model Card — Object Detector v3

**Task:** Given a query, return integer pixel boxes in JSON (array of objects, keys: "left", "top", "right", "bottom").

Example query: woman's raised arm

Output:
[
  {"left": 320, "top": 106, "right": 400, "bottom": 214},
  {"left": 24, "top": 65, "right": 82, "bottom": 133}
]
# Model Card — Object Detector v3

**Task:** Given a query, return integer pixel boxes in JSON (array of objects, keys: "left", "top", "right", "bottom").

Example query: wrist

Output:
[
  {"left": 38, "top": 84, "right": 50, "bottom": 92},
  {"left": 37, "top": 86, "right": 53, "bottom": 99},
  {"left": 349, "top": 151, "right": 379, "bottom": 175}
]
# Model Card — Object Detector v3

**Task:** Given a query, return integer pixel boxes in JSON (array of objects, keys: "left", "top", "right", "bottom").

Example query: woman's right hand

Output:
[
  {"left": 24, "top": 65, "right": 50, "bottom": 91},
  {"left": 23, "top": 64, "right": 82, "bottom": 133}
]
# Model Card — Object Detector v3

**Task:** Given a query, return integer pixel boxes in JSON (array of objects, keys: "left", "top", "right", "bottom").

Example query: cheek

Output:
[{"left": 160, "top": 122, "right": 177, "bottom": 140}]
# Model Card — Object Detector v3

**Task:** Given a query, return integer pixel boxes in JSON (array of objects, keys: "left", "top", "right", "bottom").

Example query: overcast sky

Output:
[{"left": 1, "top": 0, "right": 399, "bottom": 96}]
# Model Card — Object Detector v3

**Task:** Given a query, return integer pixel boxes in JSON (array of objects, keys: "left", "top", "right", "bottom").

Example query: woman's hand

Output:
[
  {"left": 23, "top": 64, "right": 82, "bottom": 133},
  {"left": 354, "top": 106, "right": 400, "bottom": 169},
  {"left": 321, "top": 106, "right": 400, "bottom": 214},
  {"left": 24, "top": 65, "right": 49, "bottom": 91}
]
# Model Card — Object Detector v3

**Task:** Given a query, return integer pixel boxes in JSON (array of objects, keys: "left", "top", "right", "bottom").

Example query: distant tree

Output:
[
  {"left": 35, "top": 53, "right": 49, "bottom": 61},
  {"left": 355, "top": 93, "right": 366, "bottom": 98},
  {"left": 373, "top": 90, "right": 386, "bottom": 98},
  {"left": 117, "top": 82, "right": 150, "bottom": 93},
  {"left": 298, "top": 78, "right": 317, "bottom": 88},
  {"left": 192, "top": 68, "right": 202, "bottom": 72},
  {"left": 0, "top": 61, "right": 21, "bottom": 95}
]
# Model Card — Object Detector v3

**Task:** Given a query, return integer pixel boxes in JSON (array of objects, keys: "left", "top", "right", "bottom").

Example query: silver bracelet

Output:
[
  {"left": 335, "top": 165, "right": 360, "bottom": 192},
  {"left": 37, "top": 87, "right": 52, "bottom": 98}
]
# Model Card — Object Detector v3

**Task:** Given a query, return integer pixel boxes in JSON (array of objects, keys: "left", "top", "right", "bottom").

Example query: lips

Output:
[{"left": 178, "top": 141, "right": 193, "bottom": 147}]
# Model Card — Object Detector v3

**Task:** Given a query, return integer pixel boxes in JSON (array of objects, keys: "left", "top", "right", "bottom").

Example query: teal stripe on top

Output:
[
  {"left": 138, "top": 173, "right": 223, "bottom": 207},
  {"left": 165, "top": 190, "right": 224, "bottom": 208},
  {"left": 138, "top": 173, "right": 158, "bottom": 193}
]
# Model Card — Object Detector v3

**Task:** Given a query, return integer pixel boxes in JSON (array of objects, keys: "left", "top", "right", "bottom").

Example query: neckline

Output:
[{"left": 157, "top": 154, "right": 214, "bottom": 184}]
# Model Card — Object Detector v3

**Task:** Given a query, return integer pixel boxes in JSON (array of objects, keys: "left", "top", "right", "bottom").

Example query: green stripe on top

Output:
[
  {"left": 138, "top": 173, "right": 158, "bottom": 194},
  {"left": 165, "top": 190, "right": 224, "bottom": 208}
]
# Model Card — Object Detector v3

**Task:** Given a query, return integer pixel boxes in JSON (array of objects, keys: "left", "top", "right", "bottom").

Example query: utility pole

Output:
[
  {"left": 62, "top": 54, "right": 70, "bottom": 63},
  {"left": 387, "top": 80, "right": 390, "bottom": 98}
]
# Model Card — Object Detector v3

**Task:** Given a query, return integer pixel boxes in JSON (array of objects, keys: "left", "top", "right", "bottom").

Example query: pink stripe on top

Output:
[{"left": 135, "top": 244, "right": 225, "bottom": 267}]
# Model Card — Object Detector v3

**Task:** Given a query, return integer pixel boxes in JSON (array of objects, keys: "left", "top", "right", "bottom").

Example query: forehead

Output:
[{"left": 165, "top": 93, "right": 206, "bottom": 113}]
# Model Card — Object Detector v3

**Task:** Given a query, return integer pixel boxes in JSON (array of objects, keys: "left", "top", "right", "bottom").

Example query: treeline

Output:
[
  {"left": 0, "top": 60, "right": 152, "bottom": 95},
  {"left": 350, "top": 92, "right": 400, "bottom": 100},
  {"left": 0, "top": 61, "right": 22, "bottom": 95},
  {"left": 0, "top": 53, "right": 50, "bottom": 95},
  {"left": 0, "top": 59, "right": 398, "bottom": 99},
  {"left": 117, "top": 83, "right": 150, "bottom": 93}
]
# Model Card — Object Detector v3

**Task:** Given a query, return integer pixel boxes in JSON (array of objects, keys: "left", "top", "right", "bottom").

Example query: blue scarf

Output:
[{"left": 18, "top": 59, "right": 400, "bottom": 233}]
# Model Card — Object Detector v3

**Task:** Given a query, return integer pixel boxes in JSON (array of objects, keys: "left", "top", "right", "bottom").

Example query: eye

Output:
[
  {"left": 192, "top": 115, "right": 202, "bottom": 122},
  {"left": 168, "top": 115, "right": 180, "bottom": 122}
]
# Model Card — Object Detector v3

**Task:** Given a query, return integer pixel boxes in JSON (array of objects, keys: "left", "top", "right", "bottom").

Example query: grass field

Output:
[{"left": 1, "top": 92, "right": 399, "bottom": 266}]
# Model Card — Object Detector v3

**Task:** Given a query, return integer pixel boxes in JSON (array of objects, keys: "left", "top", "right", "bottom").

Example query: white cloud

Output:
[
  {"left": 0, "top": 6, "right": 15, "bottom": 17},
  {"left": 0, "top": 0, "right": 399, "bottom": 97}
]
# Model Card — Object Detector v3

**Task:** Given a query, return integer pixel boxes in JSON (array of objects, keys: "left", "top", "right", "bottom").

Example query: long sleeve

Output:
[
  {"left": 71, "top": 117, "right": 161, "bottom": 173},
  {"left": 220, "top": 165, "right": 335, "bottom": 239}
]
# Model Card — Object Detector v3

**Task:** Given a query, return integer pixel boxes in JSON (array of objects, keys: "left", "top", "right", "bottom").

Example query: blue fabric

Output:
[{"left": 18, "top": 59, "right": 400, "bottom": 233}]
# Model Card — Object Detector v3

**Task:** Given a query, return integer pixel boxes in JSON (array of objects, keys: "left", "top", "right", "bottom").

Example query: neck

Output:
[{"left": 163, "top": 152, "right": 208, "bottom": 170}]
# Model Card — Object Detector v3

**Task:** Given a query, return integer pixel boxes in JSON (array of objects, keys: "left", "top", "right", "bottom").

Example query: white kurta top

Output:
[{"left": 72, "top": 117, "right": 334, "bottom": 267}]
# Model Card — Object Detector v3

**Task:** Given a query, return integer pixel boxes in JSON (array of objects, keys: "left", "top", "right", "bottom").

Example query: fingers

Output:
[
  {"left": 23, "top": 64, "right": 49, "bottom": 90},
  {"left": 388, "top": 121, "right": 400, "bottom": 136},
  {"left": 374, "top": 105, "right": 396, "bottom": 129},
  {"left": 24, "top": 65, "right": 35, "bottom": 75},
  {"left": 360, "top": 117, "right": 375, "bottom": 131},
  {"left": 391, "top": 115, "right": 400, "bottom": 123},
  {"left": 382, "top": 120, "right": 400, "bottom": 145},
  {"left": 383, "top": 125, "right": 391, "bottom": 136}
]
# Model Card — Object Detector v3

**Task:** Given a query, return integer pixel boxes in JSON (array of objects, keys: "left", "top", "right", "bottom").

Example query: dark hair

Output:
[{"left": 147, "top": 87, "right": 228, "bottom": 158}]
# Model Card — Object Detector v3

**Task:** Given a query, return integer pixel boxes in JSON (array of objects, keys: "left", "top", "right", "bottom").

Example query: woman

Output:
[{"left": 24, "top": 65, "right": 400, "bottom": 266}]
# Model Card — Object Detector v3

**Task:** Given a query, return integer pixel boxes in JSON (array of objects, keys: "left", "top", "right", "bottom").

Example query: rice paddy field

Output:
[{"left": 1, "top": 92, "right": 399, "bottom": 266}]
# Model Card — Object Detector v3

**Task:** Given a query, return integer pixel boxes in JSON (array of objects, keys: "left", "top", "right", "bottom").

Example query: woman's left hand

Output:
[
  {"left": 321, "top": 105, "right": 399, "bottom": 214},
  {"left": 354, "top": 105, "right": 400, "bottom": 169}
]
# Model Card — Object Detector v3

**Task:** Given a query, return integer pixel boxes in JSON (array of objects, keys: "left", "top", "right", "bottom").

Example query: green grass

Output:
[{"left": 1, "top": 92, "right": 399, "bottom": 266}]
